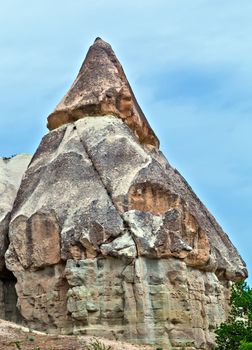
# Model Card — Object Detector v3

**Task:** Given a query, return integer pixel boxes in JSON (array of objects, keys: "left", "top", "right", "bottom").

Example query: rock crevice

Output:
[{"left": 75, "top": 121, "right": 139, "bottom": 259}]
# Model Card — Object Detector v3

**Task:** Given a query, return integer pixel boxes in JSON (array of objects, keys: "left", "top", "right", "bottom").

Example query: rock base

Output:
[{"left": 12, "top": 257, "right": 230, "bottom": 349}]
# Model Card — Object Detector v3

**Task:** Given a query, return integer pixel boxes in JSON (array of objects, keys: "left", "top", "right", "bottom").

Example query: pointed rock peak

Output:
[{"left": 47, "top": 38, "right": 159, "bottom": 148}]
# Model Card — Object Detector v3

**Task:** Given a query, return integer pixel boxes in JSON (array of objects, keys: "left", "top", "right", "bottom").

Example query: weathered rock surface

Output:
[
  {"left": 47, "top": 38, "right": 159, "bottom": 148},
  {"left": 0, "top": 155, "right": 31, "bottom": 271},
  {"left": 0, "top": 155, "right": 31, "bottom": 322},
  {"left": 4, "top": 116, "right": 247, "bottom": 349},
  {"left": 1, "top": 39, "right": 248, "bottom": 349}
]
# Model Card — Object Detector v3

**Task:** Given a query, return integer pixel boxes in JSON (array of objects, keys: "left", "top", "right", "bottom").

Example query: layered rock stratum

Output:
[{"left": 0, "top": 38, "right": 248, "bottom": 350}]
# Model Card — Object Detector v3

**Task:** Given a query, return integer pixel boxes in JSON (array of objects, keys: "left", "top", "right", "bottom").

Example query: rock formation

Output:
[
  {"left": 0, "top": 39, "right": 248, "bottom": 349},
  {"left": 0, "top": 154, "right": 31, "bottom": 321},
  {"left": 47, "top": 37, "right": 159, "bottom": 148}
]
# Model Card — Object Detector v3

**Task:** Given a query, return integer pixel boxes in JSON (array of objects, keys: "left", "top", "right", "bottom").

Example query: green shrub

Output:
[
  {"left": 87, "top": 338, "right": 111, "bottom": 350},
  {"left": 215, "top": 281, "right": 252, "bottom": 350},
  {"left": 239, "top": 342, "right": 252, "bottom": 350}
]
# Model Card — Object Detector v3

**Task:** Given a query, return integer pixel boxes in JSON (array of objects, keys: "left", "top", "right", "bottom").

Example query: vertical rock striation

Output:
[{"left": 2, "top": 39, "right": 248, "bottom": 349}]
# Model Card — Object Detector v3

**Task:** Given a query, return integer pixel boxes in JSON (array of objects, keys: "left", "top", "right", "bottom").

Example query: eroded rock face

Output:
[
  {"left": 4, "top": 116, "right": 247, "bottom": 349},
  {"left": 0, "top": 155, "right": 31, "bottom": 270},
  {"left": 0, "top": 155, "right": 31, "bottom": 323},
  {"left": 47, "top": 38, "right": 159, "bottom": 148},
  {"left": 64, "top": 257, "right": 230, "bottom": 349},
  {"left": 1, "top": 39, "right": 248, "bottom": 349}
]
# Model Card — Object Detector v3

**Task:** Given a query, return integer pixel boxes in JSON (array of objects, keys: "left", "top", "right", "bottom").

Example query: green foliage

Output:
[
  {"left": 27, "top": 335, "right": 35, "bottom": 342},
  {"left": 215, "top": 281, "right": 252, "bottom": 350},
  {"left": 87, "top": 339, "right": 111, "bottom": 350},
  {"left": 2, "top": 154, "right": 17, "bottom": 161},
  {"left": 239, "top": 342, "right": 252, "bottom": 350}
]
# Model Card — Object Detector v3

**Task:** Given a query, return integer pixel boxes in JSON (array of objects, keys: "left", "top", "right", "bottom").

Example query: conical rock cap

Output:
[{"left": 47, "top": 38, "right": 159, "bottom": 148}]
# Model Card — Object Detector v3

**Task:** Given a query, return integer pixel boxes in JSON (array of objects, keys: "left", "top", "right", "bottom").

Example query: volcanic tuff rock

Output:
[
  {"left": 0, "top": 155, "right": 31, "bottom": 270},
  {"left": 1, "top": 39, "right": 248, "bottom": 349},
  {"left": 0, "top": 155, "right": 31, "bottom": 320},
  {"left": 47, "top": 38, "right": 159, "bottom": 148}
]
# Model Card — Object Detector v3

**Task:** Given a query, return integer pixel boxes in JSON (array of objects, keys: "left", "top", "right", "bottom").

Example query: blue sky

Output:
[{"left": 0, "top": 0, "right": 251, "bottom": 283}]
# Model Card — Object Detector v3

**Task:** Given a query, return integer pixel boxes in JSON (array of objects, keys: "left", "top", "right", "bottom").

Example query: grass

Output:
[{"left": 87, "top": 339, "right": 112, "bottom": 350}]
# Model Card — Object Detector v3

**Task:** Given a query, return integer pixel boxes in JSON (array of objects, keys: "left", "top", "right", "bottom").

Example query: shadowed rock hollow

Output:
[{"left": 0, "top": 38, "right": 248, "bottom": 350}]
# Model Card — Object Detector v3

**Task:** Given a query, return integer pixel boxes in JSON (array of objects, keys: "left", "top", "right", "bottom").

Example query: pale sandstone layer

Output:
[{"left": 5, "top": 116, "right": 247, "bottom": 349}]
